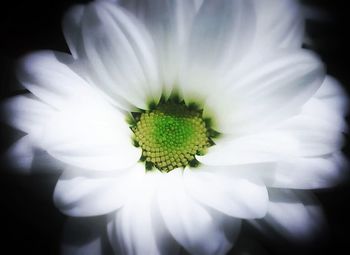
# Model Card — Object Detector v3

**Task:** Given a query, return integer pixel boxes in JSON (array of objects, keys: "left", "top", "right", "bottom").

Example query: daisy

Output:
[{"left": 3, "top": 0, "right": 348, "bottom": 254}]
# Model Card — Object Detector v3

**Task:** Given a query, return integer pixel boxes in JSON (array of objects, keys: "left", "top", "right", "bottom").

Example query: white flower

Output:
[{"left": 3, "top": 0, "right": 348, "bottom": 254}]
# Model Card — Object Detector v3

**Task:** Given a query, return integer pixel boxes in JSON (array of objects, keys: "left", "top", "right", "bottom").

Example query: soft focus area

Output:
[{"left": 0, "top": 1, "right": 349, "bottom": 255}]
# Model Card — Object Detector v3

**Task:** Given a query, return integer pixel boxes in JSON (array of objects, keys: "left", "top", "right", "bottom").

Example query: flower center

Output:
[{"left": 131, "top": 101, "right": 212, "bottom": 172}]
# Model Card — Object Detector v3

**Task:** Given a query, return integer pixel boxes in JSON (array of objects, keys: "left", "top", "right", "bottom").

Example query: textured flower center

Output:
[{"left": 131, "top": 102, "right": 212, "bottom": 172}]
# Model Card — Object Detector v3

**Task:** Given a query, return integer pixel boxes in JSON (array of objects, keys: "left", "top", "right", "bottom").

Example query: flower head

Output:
[{"left": 3, "top": 0, "right": 348, "bottom": 254}]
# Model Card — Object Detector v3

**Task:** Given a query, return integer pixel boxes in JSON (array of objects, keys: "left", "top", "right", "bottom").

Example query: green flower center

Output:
[{"left": 131, "top": 102, "right": 214, "bottom": 172}]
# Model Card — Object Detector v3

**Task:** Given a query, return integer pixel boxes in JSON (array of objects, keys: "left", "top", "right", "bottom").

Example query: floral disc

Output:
[{"left": 131, "top": 101, "right": 213, "bottom": 172}]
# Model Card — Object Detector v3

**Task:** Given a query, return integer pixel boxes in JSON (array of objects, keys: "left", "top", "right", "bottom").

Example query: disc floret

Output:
[{"left": 131, "top": 101, "right": 216, "bottom": 172}]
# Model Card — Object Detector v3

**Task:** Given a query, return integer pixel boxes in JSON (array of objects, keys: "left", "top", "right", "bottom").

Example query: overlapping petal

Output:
[
  {"left": 13, "top": 50, "right": 141, "bottom": 170},
  {"left": 184, "top": 0, "right": 255, "bottom": 74},
  {"left": 3, "top": 0, "right": 348, "bottom": 255},
  {"left": 314, "top": 76, "right": 349, "bottom": 116},
  {"left": 16, "top": 51, "right": 99, "bottom": 110},
  {"left": 107, "top": 171, "right": 180, "bottom": 255},
  {"left": 40, "top": 99, "right": 140, "bottom": 171},
  {"left": 253, "top": 0, "right": 304, "bottom": 50},
  {"left": 3, "top": 94, "right": 53, "bottom": 136},
  {"left": 277, "top": 112, "right": 344, "bottom": 157},
  {"left": 184, "top": 167, "right": 268, "bottom": 218},
  {"left": 157, "top": 169, "right": 239, "bottom": 255},
  {"left": 179, "top": 0, "right": 256, "bottom": 103},
  {"left": 3, "top": 135, "right": 63, "bottom": 173},
  {"left": 204, "top": 50, "right": 325, "bottom": 134},
  {"left": 198, "top": 132, "right": 298, "bottom": 165},
  {"left": 250, "top": 190, "right": 325, "bottom": 241},
  {"left": 271, "top": 153, "right": 346, "bottom": 189},
  {"left": 64, "top": 1, "right": 162, "bottom": 110},
  {"left": 119, "top": 0, "right": 199, "bottom": 96},
  {"left": 54, "top": 164, "right": 144, "bottom": 217}
]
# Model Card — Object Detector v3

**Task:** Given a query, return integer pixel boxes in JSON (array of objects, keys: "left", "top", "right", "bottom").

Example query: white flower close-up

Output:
[{"left": 2, "top": 0, "right": 348, "bottom": 254}]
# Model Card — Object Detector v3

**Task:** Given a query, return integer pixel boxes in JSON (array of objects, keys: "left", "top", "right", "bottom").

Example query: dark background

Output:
[{"left": 0, "top": 0, "right": 349, "bottom": 254}]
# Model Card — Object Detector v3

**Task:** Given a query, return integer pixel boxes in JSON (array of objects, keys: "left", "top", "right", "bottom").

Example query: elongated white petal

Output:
[
  {"left": 184, "top": 168, "right": 268, "bottom": 218},
  {"left": 314, "top": 76, "right": 349, "bottom": 116},
  {"left": 17, "top": 51, "right": 99, "bottom": 110},
  {"left": 186, "top": 0, "right": 304, "bottom": 53},
  {"left": 63, "top": 4, "right": 133, "bottom": 111},
  {"left": 253, "top": 0, "right": 304, "bottom": 50},
  {"left": 4, "top": 135, "right": 63, "bottom": 174},
  {"left": 54, "top": 164, "right": 144, "bottom": 217},
  {"left": 185, "top": 0, "right": 255, "bottom": 72},
  {"left": 3, "top": 95, "right": 63, "bottom": 173},
  {"left": 107, "top": 171, "right": 180, "bottom": 255},
  {"left": 271, "top": 153, "right": 347, "bottom": 189},
  {"left": 198, "top": 132, "right": 298, "bottom": 166},
  {"left": 62, "top": 5, "right": 86, "bottom": 59},
  {"left": 179, "top": 0, "right": 256, "bottom": 102},
  {"left": 278, "top": 91, "right": 347, "bottom": 157},
  {"left": 251, "top": 190, "right": 325, "bottom": 242},
  {"left": 80, "top": 1, "right": 161, "bottom": 109},
  {"left": 224, "top": 0, "right": 305, "bottom": 82},
  {"left": 3, "top": 94, "right": 53, "bottom": 136},
  {"left": 3, "top": 85, "right": 145, "bottom": 175},
  {"left": 315, "top": 75, "right": 346, "bottom": 97},
  {"left": 205, "top": 50, "right": 324, "bottom": 134},
  {"left": 278, "top": 113, "right": 344, "bottom": 157},
  {"left": 157, "top": 169, "right": 238, "bottom": 255},
  {"left": 39, "top": 89, "right": 140, "bottom": 171},
  {"left": 301, "top": 98, "right": 347, "bottom": 133},
  {"left": 13, "top": 93, "right": 141, "bottom": 171},
  {"left": 195, "top": 163, "right": 277, "bottom": 187},
  {"left": 3, "top": 136, "right": 35, "bottom": 172},
  {"left": 119, "top": 0, "right": 198, "bottom": 95}
]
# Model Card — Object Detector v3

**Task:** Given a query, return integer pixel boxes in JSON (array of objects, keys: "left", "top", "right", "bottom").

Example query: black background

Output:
[{"left": 0, "top": 0, "right": 349, "bottom": 254}]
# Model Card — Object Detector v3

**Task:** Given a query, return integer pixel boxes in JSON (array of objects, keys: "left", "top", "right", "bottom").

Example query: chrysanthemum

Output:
[{"left": 3, "top": 0, "right": 348, "bottom": 254}]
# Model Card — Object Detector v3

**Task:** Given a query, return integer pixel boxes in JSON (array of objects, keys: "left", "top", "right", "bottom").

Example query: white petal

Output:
[
  {"left": 2, "top": 95, "right": 53, "bottom": 136},
  {"left": 192, "top": 0, "right": 204, "bottom": 10},
  {"left": 17, "top": 51, "right": 100, "bottom": 110},
  {"left": 278, "top": 108, "right": 345, "bottom": 157},
  {"left": 2, "top": 95, "right": 63, "bottom": 173},
  {"left": 185, "top": 0, "right": 255, "bottom": 72},
  {"left": 184, "top": 167, "right": 268, "bottom": 219},
  {"left": 228, "top": 0, "right": 304, "bottom": 82},
  {"left": 301, "top": 98, "right": 347, "bottom": 133},
  {"left": 62, "top": 5, "right": 86, "bottom": 59},
  {"left": 4, "top": 136, "right": 35, "bottom": 173},
  {"left": 315, "top": 76, "right": 347, "bottom": 98},
  {"left": 14, "top": 90, "right": 141, "bottom": 171},
  {"left": 61, "top": 217, "right": 112, "bottom": 255},
  {"left": 54, "top": 164, "right": 144, "bottom": 217},
  {"left": 314, "top": 76, "right": 349, "bottom": 116},
  {"left": 195, "top": 163, "right": 277, "bottom": 187},
  {"left": 107, "top": 171, "right": 180, "bottom": 255},
  {"left": 253, "top": 0, "right": 304, "bottom": 50},
  {"left": 40, "top": 95, "right": 140, "bottom": 171},
  {"left": 119, "top": 0, "right": 198, "bottom": 95},
  {"left": 251, "top": 190, "right": 325, "bottom": 242},
  {"left": 205, "top": 50, "right": 324, "bottom": 134},
  {"left": 157, "top": 169, "right": 239, "bottom": 255},
  {"left": 63, "top": 4, "right": 133, "bottom": 111},
  {"left": 271, "top": 154, "right": 347, "bottom": 189},
  {"left": 198, "top": 132, "right": 298, "bottom": 166},
  {"left": 4, "top": 135, "right": 63, "bottom": 174},
  {"left": 81, "top": 1, "right": 161, "bottom": 109},
  {"left": 179, "top": 0, "right": 256, "bottom": 102}
]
